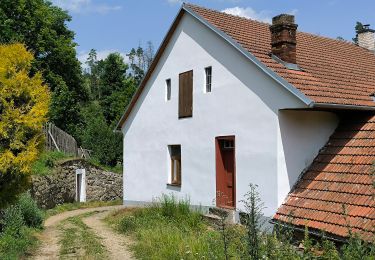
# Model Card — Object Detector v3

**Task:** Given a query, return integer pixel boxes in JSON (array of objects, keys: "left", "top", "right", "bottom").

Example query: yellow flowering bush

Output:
[{"left": 0, "top": 44, "right": 50, "bottom": 176}]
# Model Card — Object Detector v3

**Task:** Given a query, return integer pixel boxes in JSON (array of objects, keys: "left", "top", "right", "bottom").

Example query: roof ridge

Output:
[
  {"left": 184, "top": 3, "right": 364, "bottom": 49},
  {"left": 183, "top": 2, "right": 270, "bottom": 26}
]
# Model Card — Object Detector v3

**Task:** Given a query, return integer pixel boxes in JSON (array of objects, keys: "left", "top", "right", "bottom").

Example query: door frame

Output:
[
  {"left": 75, "top": 168, "right": 86, "bottom": 202},
  {"left": 215, "top": 135, "right": 236, "bottom": 209}
]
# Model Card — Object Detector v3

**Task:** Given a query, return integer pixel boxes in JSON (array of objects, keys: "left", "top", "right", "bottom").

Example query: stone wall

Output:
[{"left": 31, "top": 159, "right": 122, "bottom": 209}]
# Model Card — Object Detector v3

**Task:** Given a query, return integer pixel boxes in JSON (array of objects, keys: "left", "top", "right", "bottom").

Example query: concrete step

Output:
[{"left": 208, "top": 207, "right": 237, "bottom": 224}]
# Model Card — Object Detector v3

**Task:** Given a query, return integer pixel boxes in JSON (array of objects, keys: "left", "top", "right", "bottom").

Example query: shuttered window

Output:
[{"left": 179, "top": 70, "right": 193, "bottom": 118}]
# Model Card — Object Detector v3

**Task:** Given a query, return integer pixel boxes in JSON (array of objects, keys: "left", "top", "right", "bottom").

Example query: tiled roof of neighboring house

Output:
[
  {"left": 186, "top": 4, "right": 375, "bottom": 107},
  {"left": 274, "top": 113, "right": 375, "bottom": 241}
]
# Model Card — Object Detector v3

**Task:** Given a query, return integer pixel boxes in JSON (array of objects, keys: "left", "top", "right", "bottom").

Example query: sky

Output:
[{"left": 50, "top": 0, "right": 375, "bottom": 65}]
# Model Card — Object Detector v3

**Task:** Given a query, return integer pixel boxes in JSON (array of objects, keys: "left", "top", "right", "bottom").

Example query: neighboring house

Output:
[{"left": 116, "top": 4, "right": 375, "bottom": 241}]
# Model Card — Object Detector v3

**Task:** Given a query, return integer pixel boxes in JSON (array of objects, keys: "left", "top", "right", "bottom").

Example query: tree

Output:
[
  {"left": 100, "top": 53, "right": 128, "bottom": 97},
  {"left": 128, "top": 42, "right": 155, "bottom": 85},
  {"left": 0, "top": 44, "right": 50, "bottom": 208},
  {"left": 85, "top": 49, "right": 103, "bottom": 100},
  {"left": 353, "top": 22, "right": 365, "bottom": 43},
  {"left": 0, "top": 0, "right": 87, "bottom": 137},
  {"left": 97, "top": 53, "right": 138, "bottom": 125},
  {"left": 79, "top": 103, "right": 122, "bottom": 167}
]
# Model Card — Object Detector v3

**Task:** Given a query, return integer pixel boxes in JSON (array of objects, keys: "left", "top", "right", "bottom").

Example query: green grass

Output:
[
  {"left": 31, "top": 151, "right": 74, "bottom": 175},
  {"left": 32, "top": 151, "right": 122, "bottom": 176},
  {"left": 0, "top": 227, "right": 40, "bottom": 260},
  {"left": 106, "top": 194, "right": 375, "bottom": 260},
  {"left": 59, "top": 215, "right": 107, "bottom": 259},
  {"left": 106, "top": 195, "right": 245, "bottom": 259},
  {"left": 88, "top": 158, "right": 123, "bottom": 174},
  {"left": 46, "top": 200, "right": 122, "bottom": 217}
]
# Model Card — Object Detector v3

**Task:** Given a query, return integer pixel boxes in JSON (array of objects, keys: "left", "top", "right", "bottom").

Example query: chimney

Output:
[
  {"left": 270, "top": 14, "right": 298, "bottom": 64},
  {"left": 358, "top": 24, "right": 375, "bottom": 52}
]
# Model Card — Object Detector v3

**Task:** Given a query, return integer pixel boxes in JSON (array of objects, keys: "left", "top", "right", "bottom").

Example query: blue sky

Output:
[{"left": 51, "top": 0, "right": 375, "bottom": 65}]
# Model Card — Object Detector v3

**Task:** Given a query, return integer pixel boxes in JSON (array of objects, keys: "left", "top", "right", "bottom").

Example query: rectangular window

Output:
[
  {"left": 179, "top": 70, "right": 193, "bottom": 118},
  {"left": 166, "top": 79, "right": 171, "bottom": 101},
  {"left": 205, "top": 66, "right": 212, "bottom": 93},
  {"left": 169, "top": 145, "right": 181, "bottom": 186}
]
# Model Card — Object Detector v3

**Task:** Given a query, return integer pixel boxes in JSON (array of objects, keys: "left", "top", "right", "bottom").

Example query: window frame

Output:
[
  {"left": 169, "top": 145, "right": 181, "bottom": 186},
  {"left": 166, "top": 78, "right": 171, "bottom": 101},
  {"left": 204, "top": 66, "right": 212, "bottom": 93}
]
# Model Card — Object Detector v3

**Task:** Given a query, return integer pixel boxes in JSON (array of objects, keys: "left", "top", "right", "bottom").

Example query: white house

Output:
[{"left": 117, "top": 4, "right": 375, "bottom": 241}]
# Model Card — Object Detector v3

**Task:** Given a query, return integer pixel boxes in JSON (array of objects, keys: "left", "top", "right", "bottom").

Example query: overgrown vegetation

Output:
[
  {"left": 31, "top": 151, "right": 73, "bottom": 175},
  {"left": 0, "top": 193, "right": 44, "bottom": 259},
  {"left": 107, "top": 195, "right": 246, "bottom": 259},
  {"left": 107, "top": 190, "right": 375, "bottom": 260}
]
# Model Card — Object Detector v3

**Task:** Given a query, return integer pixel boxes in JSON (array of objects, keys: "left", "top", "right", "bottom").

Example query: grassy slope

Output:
[
  {"left": 32, "top": 151, "right": 123, "bottom": 175},
  {"left": 105, "top": 196, "right": 246, "bottom": 259},
  {"left": 105, "top": 195, "right": 375, "bottom": 260}
]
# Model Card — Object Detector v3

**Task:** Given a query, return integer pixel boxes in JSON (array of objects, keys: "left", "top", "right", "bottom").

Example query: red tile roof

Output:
[
  {"left": 186, "top": 4, "right": 375, "bottom": 107},
  {"left": 274, "top": 113, "right": 375, "bottom": 241}
]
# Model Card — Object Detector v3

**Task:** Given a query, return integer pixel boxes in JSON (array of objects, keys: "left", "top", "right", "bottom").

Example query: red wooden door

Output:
[{"left": 216, "top": 136, "right": 236, "bottom": 208}]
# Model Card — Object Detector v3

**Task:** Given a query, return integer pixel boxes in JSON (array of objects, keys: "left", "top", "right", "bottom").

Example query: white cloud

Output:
[
  {"left": 222, "top": 6, "right": 272, "bottom": 23},
  {"left": 288, "top": 9, "right": 298, "bottom": 16},
  {"left": 78, "top": 49, "right": 129, "bottom": 69},
  {"left": 52, "top": 0, "right": 122, "bottom": 14},
  {"left": 166, "top": 0, "right": 182, "bottom": 5}
]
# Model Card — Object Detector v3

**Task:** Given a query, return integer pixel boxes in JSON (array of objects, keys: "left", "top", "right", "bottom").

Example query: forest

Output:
[{"left": 0, "top": 0, "right": 154, "bottom": 168}]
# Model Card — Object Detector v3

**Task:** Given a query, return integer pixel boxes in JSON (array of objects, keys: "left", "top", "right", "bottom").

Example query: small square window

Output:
[
  {"left": 169, "top": 145, "right": 181, "bottom": 186},
  {"left": 205, "top": 66, "right": 212, "bottom": 93},
  {"left": 166, "top": 79, "right": 171, "bottom": 101}
]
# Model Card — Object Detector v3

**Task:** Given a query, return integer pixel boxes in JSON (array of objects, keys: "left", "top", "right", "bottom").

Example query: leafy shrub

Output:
[
  {"left": 0, "top": 172, "right": 29, "bottom": 209},
  {"left": 79, "top": 102, "right": 122, "bottom": 167},
  {"left": 17, "top": 193, "right": 44, "bottom": 228},
  {"left": 0, "top": 205, "right": 24, "bottom": 237},
  {"left": 342, "top": 235, "right": 375, "bottom": 260},
  {"left": 0, "top": 193, "right": 44, "bottom": 259}
]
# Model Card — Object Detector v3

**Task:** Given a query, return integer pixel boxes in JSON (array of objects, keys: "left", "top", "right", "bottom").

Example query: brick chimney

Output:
[
  {"left": 270, "top": 14, "right": 298, "bottom": 64},
  {"left": 358, "top": 24, "right": 375, "bottom": 52}
]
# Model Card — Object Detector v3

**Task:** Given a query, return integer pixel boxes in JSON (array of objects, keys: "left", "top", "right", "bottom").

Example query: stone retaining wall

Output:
[{"left": 31, "top": 159, "right": 122, "bottom": 209}]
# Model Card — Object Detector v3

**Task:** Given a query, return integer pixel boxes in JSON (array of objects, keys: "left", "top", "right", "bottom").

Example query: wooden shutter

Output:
[{"left": 179, "top": 70, "right": 193, "bottom": 118}]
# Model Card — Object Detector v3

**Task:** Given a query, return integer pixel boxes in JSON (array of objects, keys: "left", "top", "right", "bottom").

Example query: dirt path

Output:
[
  {"left": 82, "top": 210, "right": 134, "bottom": 260},
  {"left": 32, "top": 205, "right": 133, "bottom": 260}
]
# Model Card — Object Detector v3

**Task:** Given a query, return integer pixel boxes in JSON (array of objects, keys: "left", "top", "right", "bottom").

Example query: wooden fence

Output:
[{"left": 43, "top": 123, "right": 78, "bottom": 156}]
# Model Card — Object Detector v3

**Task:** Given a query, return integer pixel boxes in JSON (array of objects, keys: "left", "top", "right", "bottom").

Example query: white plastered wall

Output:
[
  {"left": 277, "top": 110, "right": 339, "bottom": 206},
  {"left": 121, "top": 13, "right": 338, "bottom": 216}
]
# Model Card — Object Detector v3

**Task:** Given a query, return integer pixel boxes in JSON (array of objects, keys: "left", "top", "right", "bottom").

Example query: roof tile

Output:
[
  {"left": 274, "top": 113, "right": 375, "bottom": 241},
  {"left": 186, "top": 4, "right": 375, "bottom": 107}
]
